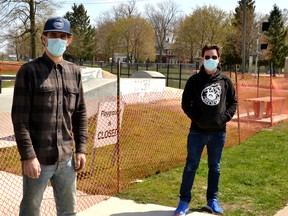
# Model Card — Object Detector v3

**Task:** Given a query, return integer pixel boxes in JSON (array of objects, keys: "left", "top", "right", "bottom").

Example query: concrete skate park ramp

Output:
[
  {"left": 130, "top": 70, "right": 165, "bottom": 79},
  {"left": 81, "top": 67, "right": 117, "bottom": 100}
]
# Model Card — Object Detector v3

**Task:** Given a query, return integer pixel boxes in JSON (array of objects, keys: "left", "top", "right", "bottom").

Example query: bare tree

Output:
[
  {"left": 145, "top": 0, "right": 180, "bottom": 62},
  {"left": 172, "top": 15, "right": 198, "bottom": 63},
  {"left": 112, "top": 0, "right": 140, "bottom": 19},
  {"left": 173, "top": 5, "right": 229, "bottom": 63},
  {"left": 113, "top": 16, "right": 156, "bottom": 63},
  {"left": 282, "top": 9, "right": 288, "bottom": 26},
  {"left": 95, "top": 0, "right": 144, "bottom": 62},
  {"left": 95, "top": 20, "right": 116, "bottom": 61},
  {"left": 97, "top": 0, "right": 140, "bottom": 23},
  {"left": 0, "top": 0, "right": 58, "bottom": 59}
]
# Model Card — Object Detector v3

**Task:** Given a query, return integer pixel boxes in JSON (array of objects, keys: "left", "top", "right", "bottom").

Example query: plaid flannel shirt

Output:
[{"left": 11, "top": 53, "right": 88, "bottom": 165}]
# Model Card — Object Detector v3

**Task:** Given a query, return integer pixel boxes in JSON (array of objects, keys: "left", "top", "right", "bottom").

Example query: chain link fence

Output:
[{"left": 0, "top": 68, "right": 288, "bottom": 215}]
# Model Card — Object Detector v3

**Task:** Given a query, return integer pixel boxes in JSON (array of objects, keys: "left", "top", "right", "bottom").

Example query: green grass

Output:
[
  {"left": 0, "top": 71, "right": 16, "bottom": 75},
  {"left": 116, "top": 121, "right": 288, "bottom": 216},
  {"left": 0, "top": 71, "right": 16, "bottom": 87},
  {"left": 1, "top": 80, "right": 15, "bottom": 88}
]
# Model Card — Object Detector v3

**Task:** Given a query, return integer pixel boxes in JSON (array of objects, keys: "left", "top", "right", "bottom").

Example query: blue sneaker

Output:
[
  {"left": 174, "top": 200, "right": 189, "bottom": 216},
  {"left": 206, "top": 199, "right": 224, "bottom": 215}
]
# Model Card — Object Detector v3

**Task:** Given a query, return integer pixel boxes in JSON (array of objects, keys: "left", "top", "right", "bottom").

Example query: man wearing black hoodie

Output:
[{"left": 174, "top": 45, "right": 237, "bottom": 216}]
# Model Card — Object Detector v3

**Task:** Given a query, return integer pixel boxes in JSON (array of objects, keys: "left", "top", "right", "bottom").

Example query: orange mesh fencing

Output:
[
  {"left": 0, "top": 62, "right": 22, "bottom": 73},
  {"left": 0, "top": 72, "right": 288, "bottom": 215},
  {"left": 230, "top": 73, "right": 288, "bottom": 143}
]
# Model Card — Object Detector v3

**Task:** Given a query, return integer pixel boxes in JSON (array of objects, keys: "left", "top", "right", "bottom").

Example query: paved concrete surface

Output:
[
  {"left": 274, "top": 203, "right": 288, "bottom": 216},
  {"left": 0, "top": 87, "right": 13, "bottom": 112},
  {"left": 77, "top": 197, "right": 212, "bottom": 216},
  {"left": 77, "top": 196, "right": 288, "bottom": 216},
  {"left": 0, "top": 171, "right": 109, "bottom": 215}
]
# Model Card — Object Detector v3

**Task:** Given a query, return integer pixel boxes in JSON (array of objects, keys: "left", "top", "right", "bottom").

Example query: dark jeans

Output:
[{"left": 179, "top": 129, "right": 226, "bottom": 203}]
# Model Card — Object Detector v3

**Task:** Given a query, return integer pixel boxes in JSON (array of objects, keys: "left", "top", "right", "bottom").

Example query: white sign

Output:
[{"left": 94, "top": 101, "right": 124, "bottom": 148}]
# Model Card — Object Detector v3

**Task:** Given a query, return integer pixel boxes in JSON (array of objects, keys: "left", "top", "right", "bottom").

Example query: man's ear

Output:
[
  {"left": 41, "top": 35, "right": 47, "bottom": 47},
  {"left": 67, "top": 37, "right": 73, "bottom": 46}
]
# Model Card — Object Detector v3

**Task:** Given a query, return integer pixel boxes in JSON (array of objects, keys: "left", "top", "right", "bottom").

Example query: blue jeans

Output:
[
  {"left": 19, "top": 156, "right": 77, "bottom": 216},
  {"left": 179, "top": 129, "right": 226, "bottom": 203}
]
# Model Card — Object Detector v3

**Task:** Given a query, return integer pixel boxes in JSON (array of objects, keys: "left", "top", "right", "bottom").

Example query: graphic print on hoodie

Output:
[{"left": 201, "top": 83, "right": 222, "bottom": 106}]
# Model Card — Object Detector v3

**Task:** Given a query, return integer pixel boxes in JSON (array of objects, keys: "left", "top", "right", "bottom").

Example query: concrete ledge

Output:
[{"left": 130, "top": 70, "right": 165, "bottom": 79}]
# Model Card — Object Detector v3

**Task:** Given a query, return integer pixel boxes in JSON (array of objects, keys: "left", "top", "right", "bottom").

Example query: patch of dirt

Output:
[{"left": 102, "top": 70, "right": 117, "bottom": 78}]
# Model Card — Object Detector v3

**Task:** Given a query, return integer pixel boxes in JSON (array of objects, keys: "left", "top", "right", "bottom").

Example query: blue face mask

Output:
[
  {"left": 47, "top": 38, "right": 67, "bottom": 57},
  {"left": 204, "top": 59, "right": 218, "bottom": 71}
]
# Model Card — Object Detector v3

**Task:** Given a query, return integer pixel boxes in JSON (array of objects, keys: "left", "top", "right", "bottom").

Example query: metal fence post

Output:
[
  {"left": 116, "top": 60, "right": 121, "bottom": 192},
  {"left": 128, "top": 63, "right": 130, "bottom": 77},
  {"left": 0, "top": 78, "right": 2, "bottom": 94},
  {"left": 110, "top": 62, "right": 113, "bottom": 73},
  {"left": 179, "top": 64, "right": 182, "bottom": 89},
  {"left": 234, "top": 68, "right": 241, "bottom": 145},
  {"left": 166, "top": 63, "right": 170, "bottom": 86}
]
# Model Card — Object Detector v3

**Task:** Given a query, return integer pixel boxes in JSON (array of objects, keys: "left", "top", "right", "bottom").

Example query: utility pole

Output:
[
  {"left": 255, "top": 21, "right": 270, "bottom": 76},
  {"left": 241, "top": 0, "right": 247, "bottom": 74},
  {"left": 254, "top": 32, "right": 260, "bottom": 76}
]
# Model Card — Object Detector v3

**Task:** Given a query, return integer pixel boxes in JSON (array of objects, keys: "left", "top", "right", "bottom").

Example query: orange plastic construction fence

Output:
[{"left": 0, "top": 72, "right": 288, "bottom": 215}]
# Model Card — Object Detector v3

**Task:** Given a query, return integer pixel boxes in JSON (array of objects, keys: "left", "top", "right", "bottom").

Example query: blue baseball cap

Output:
[{"left": 43, "top": 17, "right": 71, "bottom": 35}]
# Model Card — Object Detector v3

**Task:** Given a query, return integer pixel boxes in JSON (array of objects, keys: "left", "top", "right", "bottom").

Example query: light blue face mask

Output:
[
  {"left": 47, "top": 38, "right": 67, "bottom": 57},
  {"left": 204, "top": 59, "right": 218, "bottom": 71}
]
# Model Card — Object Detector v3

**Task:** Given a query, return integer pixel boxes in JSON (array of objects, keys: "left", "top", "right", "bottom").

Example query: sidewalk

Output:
[
  {"left": 0, "top": 87, "right": 13, "bottom": 112},
  {"left": 77, "top": 197, "right": 288, "bottom": 216},
  {"left": 77, "top": 197, "right": 212, "bottom": 216},
  {"left": 274, "top": 203, "right": 288, "bottom": 216}
]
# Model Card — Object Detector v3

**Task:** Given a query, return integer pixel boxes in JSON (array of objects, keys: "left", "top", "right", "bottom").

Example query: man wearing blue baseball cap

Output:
[
  {"left": 12, "top": 17, "right": 88, "bottom": 216},
  {"left": 42, "top": 16, "right": 72, "bottom": 57}
]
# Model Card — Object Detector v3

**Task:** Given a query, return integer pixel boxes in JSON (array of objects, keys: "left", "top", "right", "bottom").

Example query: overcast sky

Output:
[{"left": 55, "top": 0, "right": 288, "bottom": 24}]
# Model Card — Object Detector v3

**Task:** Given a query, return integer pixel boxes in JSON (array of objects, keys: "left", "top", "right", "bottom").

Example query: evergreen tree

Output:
[
  {"left": 64, "top": 4, "right": 96, "bottom": 64},
  {"left": 265, "top": 4, "right": 288, "bottom": 75}
]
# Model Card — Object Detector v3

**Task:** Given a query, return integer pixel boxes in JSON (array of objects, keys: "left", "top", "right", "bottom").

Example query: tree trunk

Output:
[{"left": 29, "top": 0, "right": 36, "bottom": 59}]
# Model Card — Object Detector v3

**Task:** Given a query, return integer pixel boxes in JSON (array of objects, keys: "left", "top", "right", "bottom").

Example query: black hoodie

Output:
[{"left": 182, "top": 65, "right": 237, "bottom": 132}]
